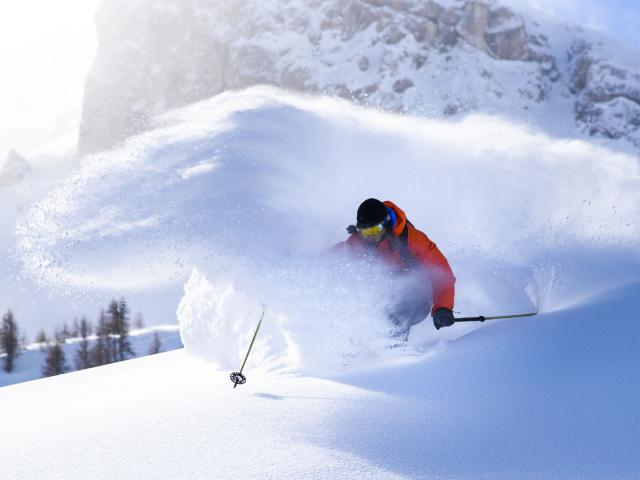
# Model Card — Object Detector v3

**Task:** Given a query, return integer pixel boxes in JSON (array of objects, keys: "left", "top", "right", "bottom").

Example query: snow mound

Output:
[
  {"left": 177, "top": 268, "right": 294, "bottom": 373},
  {"left": 177, "top": 259, "right": 432, "bottom": 375}
]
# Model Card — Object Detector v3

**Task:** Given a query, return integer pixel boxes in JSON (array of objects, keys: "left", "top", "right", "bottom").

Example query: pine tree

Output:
[
  {"left": 35, "top": 329, "right": 48, "bottom": 344},
  {"left": 90, "top": 310, "right": 111, "bottom": 367},
  {"left": 61, "top": 322, "right": 71, "bottom": 341},
  {"left": 1, "top": 310, "right": 20, "bottom": 373},
  {"left": 108, "top": 299, "right": 135, "bottom": 362},
  {"left": 74, "top": 317, "right": 93, "bottom": 370},
  {"left": 72, "top": 318, "right": 81, "bottom": 338},
  {"left": 35, "top": 329, "right": 49, "bottom": 352},
  {"left": 148, "top": 331, "right": 162, "bottom": 355},
  {"left": 42, "top": 333, "right": 69, "bottom": 377}
]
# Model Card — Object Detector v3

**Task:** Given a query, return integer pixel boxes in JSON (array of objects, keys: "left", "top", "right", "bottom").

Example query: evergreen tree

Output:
[
  {"left": 35, "top": 329, "right": 49, "bottom": 352},
  {"left": 74, "top": 317, "right": 93, "bottom": 370},
  {"left": 90, "top": 310, "right": 112, "bottom": 367},
  {"left": 42, "top": 333, "right": 69, "bottom": 377},
  {"left": 148, "top": 331, "right": 162, "bottom": 355},
  {"left": 108, "top": 299, "right": 135, "bottom": 362},
  {"left": 61, "top": 322, "right": 71, "bottom": 341},
  {"left": 35, "top": 329, "right": 48, "bottom": 344},
  {"left": 72, "top": 318, "right": 80, "bottom": 338},
  {"left": 1, "top": 310, "right": 20, "bottom": 373}
]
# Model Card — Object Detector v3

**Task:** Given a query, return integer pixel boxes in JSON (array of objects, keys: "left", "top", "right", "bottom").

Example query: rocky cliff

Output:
[
  {"left": 568, "top": 39, "right": 640, "bottom": 144},
  {"left": 79, "top": 0, "right": 640, "bottom": 152}
]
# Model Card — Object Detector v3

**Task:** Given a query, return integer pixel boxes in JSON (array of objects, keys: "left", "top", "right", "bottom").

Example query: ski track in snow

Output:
[{"left": 14, "top": 86, "right": 640, "bottom": 377}]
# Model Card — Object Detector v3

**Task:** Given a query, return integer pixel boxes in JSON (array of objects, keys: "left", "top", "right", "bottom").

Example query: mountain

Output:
[
  {"left": 567, "top": 38, "right": 640, "bottom": 144},
  {"left": 0, "top": 149, "right": 30, "bottom": 187},
  {"left": 2, "top": 280, "right": 640, "bottom": 479},
  {"left": 4, "top": 1, "right": 638, "bottom": 475},
  {"left": 79, "top": 0, "right": 640, "bottom": 153}
]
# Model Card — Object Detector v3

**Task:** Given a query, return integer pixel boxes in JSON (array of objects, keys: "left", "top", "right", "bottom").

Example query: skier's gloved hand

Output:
[{"left": 433, "top": 308, "right": 455, "bottom": 330}]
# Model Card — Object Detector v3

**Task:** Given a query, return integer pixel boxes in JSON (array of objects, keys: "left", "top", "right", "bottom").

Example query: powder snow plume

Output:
[{"left": 15, "top": 86, "right": 640, "bottom": 373}]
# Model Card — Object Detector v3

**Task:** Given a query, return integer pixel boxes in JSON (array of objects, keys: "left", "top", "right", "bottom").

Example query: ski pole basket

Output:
[{"left": 230, "top": 372, "right": 247, "bottom": 386}]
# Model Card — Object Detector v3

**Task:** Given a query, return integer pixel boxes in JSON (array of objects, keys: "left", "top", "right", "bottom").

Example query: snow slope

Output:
[
  {"left": 6, "top": 86, "right": 640, "bottom": 478},
  {"left": 2, "top": 280, "right": 639, "bottom": 479}
]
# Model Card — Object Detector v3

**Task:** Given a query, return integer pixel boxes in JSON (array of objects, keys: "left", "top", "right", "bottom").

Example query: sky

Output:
[
  {"left": 513, "top": 0, "right": 640, "bottom": 46},
  {"left": 0, "top": 0, "right": 638, "bottom": 162},
  {"left": 0, "top": 0, "right": 102, "bottom": 160}
]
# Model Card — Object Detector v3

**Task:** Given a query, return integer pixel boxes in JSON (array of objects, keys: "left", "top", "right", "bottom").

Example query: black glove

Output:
[{"left": 433, "top": 308, "right": 455, "bottom": 330}]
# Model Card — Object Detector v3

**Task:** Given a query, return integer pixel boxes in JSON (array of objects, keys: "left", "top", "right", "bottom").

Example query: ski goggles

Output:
[{"left": 358, "top": 222, "right": 385, "bottom": 239}]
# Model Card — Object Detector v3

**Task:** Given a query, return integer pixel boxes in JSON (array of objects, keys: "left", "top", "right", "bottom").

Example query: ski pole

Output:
[
  {"left": 454, "top": 311, "right": 538, "bottom": 323},
  {"left": 230, "top": 308, "right": 265, "bottom": 389}
]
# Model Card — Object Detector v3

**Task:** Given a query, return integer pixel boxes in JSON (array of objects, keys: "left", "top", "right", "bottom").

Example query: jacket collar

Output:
[{"left": 383, "top": 200, "right": 407, "bottom": 236}]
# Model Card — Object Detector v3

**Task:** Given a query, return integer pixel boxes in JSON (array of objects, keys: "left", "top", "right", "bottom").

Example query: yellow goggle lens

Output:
[{"left": 359, "top": 223, "right": 385, "bottom": 238}]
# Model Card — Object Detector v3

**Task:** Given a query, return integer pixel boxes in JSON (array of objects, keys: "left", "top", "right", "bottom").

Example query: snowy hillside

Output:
[
  {"left": 2, "top": 280, "right": 639, "bottom": 479},
  {"left": 80, "top": 0, "right": 640, "bottom": 153},
  {"left": 5, "top": 80, "right": 640, "bottom": 477},
  {"left": 0, "top": 326, "right": 182, "bottom": 388},
  {"left": 2, "top": 0, "right": 639, "bottom": 474}
]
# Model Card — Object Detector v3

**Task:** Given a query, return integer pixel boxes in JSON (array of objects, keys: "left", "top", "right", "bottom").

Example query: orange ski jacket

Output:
[{"left": 337, "top": 201, "right": 456, "bottom": 314}]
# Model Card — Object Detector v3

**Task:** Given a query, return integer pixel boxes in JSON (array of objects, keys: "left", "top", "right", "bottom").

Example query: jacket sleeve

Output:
[{"left": 407, "top": 228, "right": 456, "bottom": 314}]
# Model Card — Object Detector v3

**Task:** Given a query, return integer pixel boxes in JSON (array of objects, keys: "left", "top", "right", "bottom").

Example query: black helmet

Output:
[{"left": 356, "top": 198, "right": 390, "bottom": 228}]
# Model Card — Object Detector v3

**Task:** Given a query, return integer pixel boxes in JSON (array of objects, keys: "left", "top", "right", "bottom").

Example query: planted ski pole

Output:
[
  {"left": 230, "top": 308, "right": 266, "bottom": 389},
  {"left": 454, "top": 311, "right": 538, "bottom": 323}
]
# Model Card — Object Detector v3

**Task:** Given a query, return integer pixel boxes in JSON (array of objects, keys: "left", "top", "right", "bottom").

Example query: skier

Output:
[{"left": 334, "top": 198, "right": 456, "bottom": 338}]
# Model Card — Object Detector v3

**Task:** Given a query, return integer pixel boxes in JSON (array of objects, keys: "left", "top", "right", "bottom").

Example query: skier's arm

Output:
[{"left": 407, "top": 229, "right": 456, "bottom": 314}]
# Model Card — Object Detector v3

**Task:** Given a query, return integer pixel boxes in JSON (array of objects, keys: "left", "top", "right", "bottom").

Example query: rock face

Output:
[
  {"left": 79, "top": 0, "right": 639, "bottom": 152},
  {"left": 0, "top": 150, "right": 30, "bottom": 187},
  {"left": 568, "top": 40, "right": 640, "bottom": 145}
]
